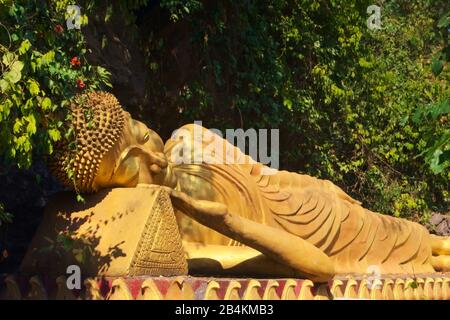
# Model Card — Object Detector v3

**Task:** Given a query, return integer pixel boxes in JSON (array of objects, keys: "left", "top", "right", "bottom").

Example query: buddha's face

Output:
[{"left": 92, "top": 112, "right": 167, "bottom": 190}]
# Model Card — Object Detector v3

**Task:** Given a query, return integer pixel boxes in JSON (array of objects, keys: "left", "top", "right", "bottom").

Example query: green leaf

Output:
[
  {"left": 63, "top": 237, "right": 74, "bottom": 250},
  {"left": 41, "top": 50, "right": 55, "bottom": 65},
  {"left": 0, "top": 79, "right": 10, "bottom": 93},
  {"left": 431, "top": 55, "right": 444, "bottom": 77},
  {"left": 15, "top": 135, "right": 32, "bottom": 152},
  {"left": 27, "top": 79, "right": 40, "bottom": 96},
  {"left": 429, "top": 149, "right": 444, "bottom": 174},
  {"left": 74, "top": 249, "right": 84, "bottom": 263},
  {"left": 10, "top": 60, "right": 23, "bottom": 72},
  {"left": 25, "top": 114, "right": 37, "bottom": 134},
  {"left": 0, "top": 211, "right": 13, "bottom": 224},
  {"left": 283, "top": 98, "right": 293, "bottom": 110},
  {"left": 40, "top": 97, "right": 52, "bottom": 110},
  {"left": 4, "top": 61, "right": 24, "bottom": 83},
  {"left": 101, "top": 34, "right": 107, "bottom": 49},
  {"left": 358, "top": 57, "right": 372, "bottom": 68},
  {"left": 105, "top": 4, "right": 113, "bottom": 22},
  {"left": 18, "top": 39, "right": 31, "bottom": 55},
  {"left": 2, "top": 52, "right": 16, "bottom": 66},
  {"left": 48, "top": 128, "right": 61, "bottom": 141},
  {"left": 430, "top": 99, "right": 450, "bottom": 119},
  {"left": 13, "top": 119, "right": 21, "bottom": 133},
  {"left": 76, "top": 194, "right": 85, "bottom": 203},
  {"left": 437, "top": 13, "right": 450, "bottom": 28}
]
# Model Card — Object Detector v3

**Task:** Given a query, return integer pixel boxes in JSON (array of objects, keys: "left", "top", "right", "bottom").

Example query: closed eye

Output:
[{"left": 141, "top": 132, "right": 150, "bottom": 143}]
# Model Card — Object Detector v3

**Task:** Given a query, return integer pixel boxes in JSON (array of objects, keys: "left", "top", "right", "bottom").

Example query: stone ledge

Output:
[{"left": 1, "top": 274, "right": 449, "bottom": 300}]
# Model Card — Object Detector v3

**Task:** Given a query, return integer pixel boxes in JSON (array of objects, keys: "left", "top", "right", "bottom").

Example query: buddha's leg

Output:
[{"left": 165, "top": 187, "right": 335, "bottom": 282}]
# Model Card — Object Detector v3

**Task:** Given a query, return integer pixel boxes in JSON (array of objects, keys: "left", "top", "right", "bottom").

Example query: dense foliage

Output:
[
  {"left": 413, "top": 8, "right": 450, "bottom": 175},
  {"left": 0, "top": 0, "right": 111, "bottom": 169},
  {"left": 137, "top": 0, "right": 449, "bottom": 220},
  {"left": 0, "top": 0, "right": 112, "bottom": 220},
  {"left": 0, "top": 0, "right": 449, "bottom": 227}
]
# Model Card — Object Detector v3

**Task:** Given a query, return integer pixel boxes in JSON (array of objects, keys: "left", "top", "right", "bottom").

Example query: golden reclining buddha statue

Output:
[{"left": 24, "top": 91, "right": 450, "bottom": 282}]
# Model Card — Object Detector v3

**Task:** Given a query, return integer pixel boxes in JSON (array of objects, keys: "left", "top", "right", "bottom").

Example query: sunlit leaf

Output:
[
  {"left": 27, "top": 79, "right": 40, "bottom": 96},
  {"left": 18, "top": 39, "right": 31, "bottom": 55}
]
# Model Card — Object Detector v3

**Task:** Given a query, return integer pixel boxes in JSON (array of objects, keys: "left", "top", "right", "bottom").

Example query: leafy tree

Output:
[
  {"left": 413, "top": 9, "right": 450, "bottom": 175},
  {"left": 137, "top": 0, "right": 449, "bottom": 220},
  {"left": 0, "top": 0, "right": 111, "bottom": 170}
]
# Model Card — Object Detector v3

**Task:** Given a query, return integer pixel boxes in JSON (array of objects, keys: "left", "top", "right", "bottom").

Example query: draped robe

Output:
[{"left": 164, "top": 124, "right": 434, "bottom": 274}]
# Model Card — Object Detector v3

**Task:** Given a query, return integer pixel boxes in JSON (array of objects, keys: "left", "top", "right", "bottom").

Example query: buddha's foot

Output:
[{"left": 430, "top": 235, "right": 450, "bottom": 271}]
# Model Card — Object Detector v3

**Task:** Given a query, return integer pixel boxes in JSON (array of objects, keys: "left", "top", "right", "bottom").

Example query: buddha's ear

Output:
[{"left": 113, "top": 146, "right": 139, "bottom": 176}]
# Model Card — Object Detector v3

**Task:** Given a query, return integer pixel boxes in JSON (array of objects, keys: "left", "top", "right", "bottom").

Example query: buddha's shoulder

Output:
[{"left": 173, "top": 123, "right": 209, "bottom": 135}]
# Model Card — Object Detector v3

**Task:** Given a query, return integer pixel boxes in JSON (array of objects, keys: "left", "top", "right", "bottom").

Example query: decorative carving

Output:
[
  {"left": 128, "top": 187, "right": 188, "bottom": 276},
  {"left": 369, "top": 279, "right": 383, "bottom": 300},
  {"left": 27, "top": 276, "right": 48, "bottom": 300},
  {"left": 403, "top": 278, "right": 416, "bottom": 300},
  {"left": 330, "top": 279, "right": 345, "bottom": 299},
  {"left": 137, "top": 279, "right": 163, "bottom": 300},
  {"left": 204, "top": 281, "right": 221, "bottom": 300},
  {"left": 55, "top": 276, "right": 77, "bottom": 300},
  {"left": 298, "top": 280, "right": 315, "bottom": 300},
  {"left": 107, "top": 278, "right": 133, "bottom": 300},
  {"left": 224, "top": 281, "right": 242, "bottom": 300},
  {"left": 343, "top": 278, "right": 358, "bottom": 299},
  {"left": 2, "top": 276, "right": 22, "bottom": 300},
  {"left": 423, "top": 277, "right": 435, "bottom": 300},
  {"left": 442, "top": 278, "right": 450, "bottom": 300},
  {"left": 165, "top": 277, "right": 194, "bottom": 300},
  {"left": 243, "top": 279, "right": 262, "bottom": 300},
  {"left": 280, "top": 279, "right": 298, "bottom": 300},
  {"left": 414, "top": 278, "right": 425, "bottom": 300},
  {"left": 382, "top": 279, "right": 395, "bottom": 300},
  {"left": 433, "top": 278, "right": 443, "bottom": 300},
  {"left": 263, "top": 280, "right": 280, "bottom": 300},
  {"left": 1, "top": 275, "right": 450, "bottom": 300},
  {"left": 358, "top": 279, "right": 371, "bottom": 299},
  {"left": 393, "top": 279, "right": 405, "bottom": 300}
]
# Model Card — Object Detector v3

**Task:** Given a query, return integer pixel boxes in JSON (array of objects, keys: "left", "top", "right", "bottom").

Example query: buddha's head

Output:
[{"left": 49, "top": 91, "right": 167, "bottom": 193}]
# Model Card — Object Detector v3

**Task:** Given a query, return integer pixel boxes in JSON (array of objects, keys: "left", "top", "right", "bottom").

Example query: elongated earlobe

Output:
[{"left": 113, "top": 146, "right": 147, "bottom": 177}]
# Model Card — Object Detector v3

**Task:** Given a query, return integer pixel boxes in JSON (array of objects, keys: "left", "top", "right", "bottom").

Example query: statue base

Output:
[
  {"left": 12, "top": 185, "right": 450, "bottom": 300},
  {"left": 20, "top": 186, "right": 188, "bottom": 277},
  {"left": 1, "top": 274, "right": 449, "bottom": 300}
]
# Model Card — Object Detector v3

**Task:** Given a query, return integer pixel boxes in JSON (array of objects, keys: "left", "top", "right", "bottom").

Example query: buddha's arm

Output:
[
  {"left": 161, "top": 187, "right": 335, "bottom": 282},
  {"left": 183, "top": 242, "right": 308, "bottom": 278}
]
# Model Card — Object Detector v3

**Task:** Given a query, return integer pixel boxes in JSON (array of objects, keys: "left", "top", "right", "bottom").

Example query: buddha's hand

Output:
[
  {"left": 159, "top": 186, "right": 228, "bottom": 225},
  {"left": 146, "top": 151, "right": 168, "bottom": 174}
]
